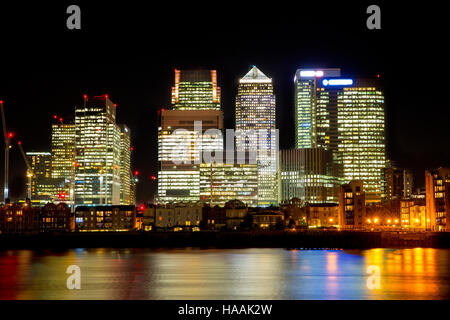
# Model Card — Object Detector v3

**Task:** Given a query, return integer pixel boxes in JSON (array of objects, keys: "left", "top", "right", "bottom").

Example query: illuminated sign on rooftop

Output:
[
  {"left": 299, "top": 70, "right": 324, "bottom": 78},
  {"left": 322, "top": 79, "right": 353, "bottom": 86}
]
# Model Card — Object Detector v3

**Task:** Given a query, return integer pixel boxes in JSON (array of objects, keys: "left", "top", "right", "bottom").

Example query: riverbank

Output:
[{"left": 1, "top": 230, "right": 450, "bottom": 249}]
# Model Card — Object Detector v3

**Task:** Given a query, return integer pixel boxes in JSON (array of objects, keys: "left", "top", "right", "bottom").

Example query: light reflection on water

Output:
[{"left": 0, "top": 248, "right": 449, "bottom": 300}]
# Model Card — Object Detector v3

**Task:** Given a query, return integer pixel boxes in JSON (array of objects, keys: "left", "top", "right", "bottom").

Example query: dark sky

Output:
[{"left": 0, "top": 1, "right": 448, "bottom": 203}]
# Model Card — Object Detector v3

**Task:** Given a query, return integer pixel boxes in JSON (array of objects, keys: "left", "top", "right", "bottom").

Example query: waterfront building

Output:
[
  {"left": 384, "top": 161, "right": 414, "bottom": 200},
  {"left": 0, "top": 200, "right": 39, "bottom": 234},
  {"left": 154, "top": 203, "right": 203, "bottom": 231},
  {"left": 74, "top": 95, "right": 122, "bottom": 205},
  {"left": 279, "top": 148, "right": 344, "bottom": 204},
  {"left": 338, "top": 180, "right": 366, "bottom": 229},
  {"left": 251, "top": 211, "right": 284, "bottom": 229},
  {"left": 40, "top": 202, "right": 74, "bottom": 232},
  {"left": 305, "top": 203, "right": 339, "bottom": 228},
  {"left": 425, "top": 168, "right": 450, "bottom": 231},
  {"left": 235, "top": 66, "right": 278, "bottom": 207},
  {"left": 75, "top": 205, "right": 136, "bottom": 231}
]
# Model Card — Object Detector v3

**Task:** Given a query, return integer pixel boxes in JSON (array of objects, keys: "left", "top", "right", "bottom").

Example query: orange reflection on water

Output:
[{"left": 364, "top": 248, "right": 445, "bottom": 299}]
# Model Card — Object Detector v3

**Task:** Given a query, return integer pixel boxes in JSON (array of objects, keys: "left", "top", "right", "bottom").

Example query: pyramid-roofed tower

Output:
[{"left": 240, "top": 66, "right": 272, "bottom": 83}]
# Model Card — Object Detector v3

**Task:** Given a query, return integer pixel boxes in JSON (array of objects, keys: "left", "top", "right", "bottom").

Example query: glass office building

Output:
[
  {"left": 51, "top": 121, "right": 76, "bottom": 204},
  {"left": 294, "top": 69, "right": 386, "bottom": 202},
  {"left": 119, "top": 124, "right": 132, "bottom": 205},
  {"left": 158, "top": 70, "right": 224, "bottom": 204},
  {"left": 235, "top": 66, "right": 278, "bottom": 207},
  {"left": 280, "top": 148, "right": 344, "bottom": 204},
  {"left": 74, "top": 95, "right": 122, "bottom": 205}
]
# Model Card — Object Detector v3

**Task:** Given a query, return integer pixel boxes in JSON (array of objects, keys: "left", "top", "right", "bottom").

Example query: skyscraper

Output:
[
  {"left": 26, "top": 152, "right": 59, "bottom": 205},
  {"left": 158, "top": 70, "right": 224, "bottom": 204},
  {"left": 74, "top": 95, "right": 122, "bottom": 205},
  {"left": 119, "top": 124, "right": 132, "bottom": 205},
  {"left": 294, "top": 68, "right": 341, "bottom": 149},
  {"left": 235, "top": 66, "right": 278, "bottom": 207},
  {"left": 51, "top": 121, "right": 76, "bottom": 204},
  {"left": 294, "top": 69, "right": 386, "bottom": 203}
]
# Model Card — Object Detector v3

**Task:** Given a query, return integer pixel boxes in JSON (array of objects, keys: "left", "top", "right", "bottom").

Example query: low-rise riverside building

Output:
[
  {"left": 154, "top": 202, "right": 203, "bottom": 231},
  {"left": 75, "top": 205, "right": 136, "bottom": 231}
]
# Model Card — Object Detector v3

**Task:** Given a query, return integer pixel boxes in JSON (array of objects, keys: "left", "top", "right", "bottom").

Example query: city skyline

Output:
[{"left": 0, "top": 64, "right": 444, "bottom": 204}]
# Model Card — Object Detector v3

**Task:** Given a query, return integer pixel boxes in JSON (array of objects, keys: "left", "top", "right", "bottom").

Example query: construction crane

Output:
[
  {"left": 0, "top": 100, "right": 13, "bottom": 203},
  {"left": 17, "top": 141, "right": 34, "bottom": 200}
]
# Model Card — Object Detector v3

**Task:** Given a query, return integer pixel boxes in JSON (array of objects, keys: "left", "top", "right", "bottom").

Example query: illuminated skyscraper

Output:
[
  {"left": 158, "top": 109, "right": 223, "bottom": 203},
  {"left": 294, "top": 69, "right": 386, "bottom": 203},
  {"left": 171, "top": 69, "right": 221, "bottom": 110},
  {"left": 26, "top": 152, "right": 60, "bottom": 205},
  {"left": 74, "top": 95, "right": 121, "bottom": 205},
  {"left": 235, "top": 66, "right": 278, "bottom": 207},
  {"left": 119, "top": 124, "right": 132, "bottom": 205},
  {"left": 294, "top": 68, "right": 341, "bottom": 149},
  {"left": 51, "top": 121, "right": 76, "bottom": 204},
  {"left": 158, "top": 69, "right": 223, "bottom": 204}
]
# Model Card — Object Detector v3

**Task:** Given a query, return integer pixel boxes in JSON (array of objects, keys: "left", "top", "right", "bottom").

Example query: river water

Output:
[{"left": 0, "top": 248, "right": 449, "bottom": 299}]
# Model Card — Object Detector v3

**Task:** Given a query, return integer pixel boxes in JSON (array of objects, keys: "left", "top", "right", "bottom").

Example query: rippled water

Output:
[{"left": 0, "top": 248, "right": 449, "bottom": 299}]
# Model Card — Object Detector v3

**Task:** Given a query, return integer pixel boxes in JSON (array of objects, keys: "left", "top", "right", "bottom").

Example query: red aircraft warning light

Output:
[
  {"left": 130, "top": 147, "right": 134, "bottom": 151},
  {"left": 83, "top": 94, "right": 88, "bottom": 99},
  {"left": 104, "top": 94, "right": 109, "bottom": 99},
  {"left": 150, "top": 175, "right": 156, "bottom": 181},
  {"left": 139, "top": 204, "right": 145, "bottom": 211},
  {"left": 58, "top": 192, "right": 66, "bottom": 199},
  {"left": 7, "top": 132, "right": 14, "bottom": 139},
  {"left": 134, "top": 170, "right": 140, "bottom": 176}
]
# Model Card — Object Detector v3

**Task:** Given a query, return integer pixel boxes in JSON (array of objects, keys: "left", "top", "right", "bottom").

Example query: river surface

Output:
[{"left": 0, "top": 248, "right": 449, "bottom": 299}]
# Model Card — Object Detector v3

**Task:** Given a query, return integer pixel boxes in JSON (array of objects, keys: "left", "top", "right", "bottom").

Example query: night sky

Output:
[{"left": 0, "top": 1, "right": 448, "bottom": 203}]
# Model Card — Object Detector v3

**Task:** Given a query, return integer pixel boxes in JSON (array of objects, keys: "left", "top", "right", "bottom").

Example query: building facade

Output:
[
  {"left": 51, "top": 121, "right": 76, "bottom": 206},
  {"left": 119, "top": 124, "right": 132, "bottom": 205},
  {"left": 74, "top": 95, "right": 122, "bottom": 205},
  {"left": 199, "top": 161, "right": 258, "bottom": 207},
  {"left": 158, "top": 69, "right": 224, "bottom": 204},
  {"left": 75, "top": 205, "right": 136, "bottom": 231},
  {"left": 235, "top": 66, "right": 278, "bottom": 207},
  {"left": 339, "top": 180, "right": 366, "bottom": 229},
  {"left": 279, "top": 148, "right": 344, "bottom": 204},
  {"left": 384, "top": 162, "right": 414, "bottom": 200},
  {"left": 425, "top": 168, "right": 450, "bottom": 231}
]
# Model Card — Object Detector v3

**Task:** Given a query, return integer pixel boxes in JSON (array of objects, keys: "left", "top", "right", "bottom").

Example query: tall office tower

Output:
[
  {"left": 26, "top": 152, "right": 59, "bottom": 205},
  {"left": 158, "top": 109, "right": 223, "bottom": 203},
  {"left": 51, "top": 121, "right": 76, "bottom": 203},
  {"left": 294, "top": 69, "right": 386, "bottom": 203},
  {"left": 74, "top": 95, "right": 122, "bottom": 205},
  {"left": 119, "top": 125, "right": 132, "bottom": 205},
  {"left": 171, "top": 69, "right": 221, "bottom": 110},
  {"left": 384, "top": 161, "right": 414, "bottom": 201},
  {"left": 279, "top": 148, "right": 344, "bottom": 204},
  {"left": 235, "top": 66, "right": 278, "bottom": 207},
  {"left": 294, "top": 68, "right": 341, "bottom": 149},
  {"left": 425, "top": 168, "right": 450, "bottom": 231}
]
